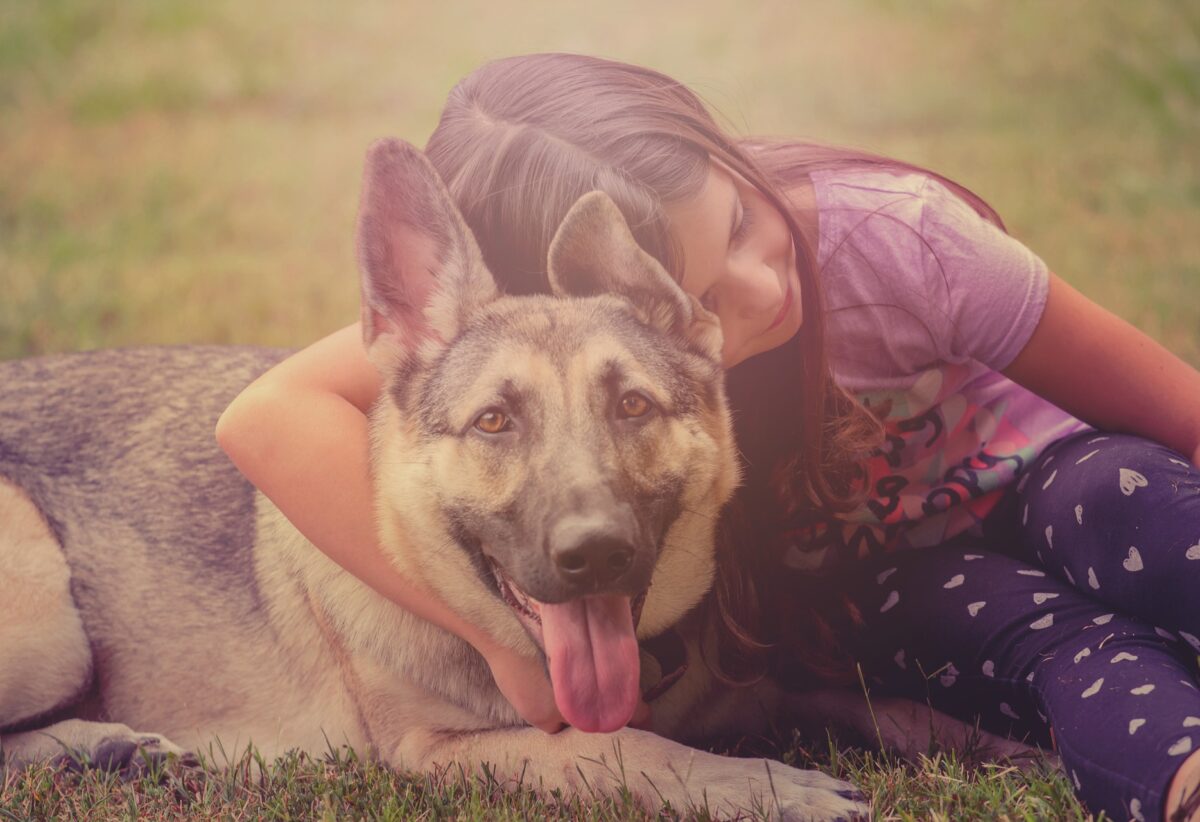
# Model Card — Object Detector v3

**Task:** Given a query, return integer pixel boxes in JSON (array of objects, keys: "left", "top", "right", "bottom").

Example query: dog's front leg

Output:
[{"left": 389, "top": 721, "right": 868, "bottom": 821}]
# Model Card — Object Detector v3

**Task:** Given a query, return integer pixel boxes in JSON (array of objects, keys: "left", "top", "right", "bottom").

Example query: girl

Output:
[{"left": 216, "top": 53, "right": 1200, "bottom": 821}]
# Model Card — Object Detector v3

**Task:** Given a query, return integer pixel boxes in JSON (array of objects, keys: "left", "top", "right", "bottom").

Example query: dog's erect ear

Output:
[
  {"left": 547, "top": 192, "right": 723, "bottom": 362},
  {"left": 356, "top": 138, "right": 497, "bottom": 367}
]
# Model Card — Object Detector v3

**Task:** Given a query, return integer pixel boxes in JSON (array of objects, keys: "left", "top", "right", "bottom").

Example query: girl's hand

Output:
[
  {"left": 477, "top": 640, "right": 566, "bottom": 733},
  {"left": 477, "top": 637, "right": 652, "bottom": 732}
]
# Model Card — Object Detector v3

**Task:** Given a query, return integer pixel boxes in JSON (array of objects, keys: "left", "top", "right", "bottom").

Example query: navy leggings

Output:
[{"left": 830, "top": 431, "right": 1200, "bottom": 821}]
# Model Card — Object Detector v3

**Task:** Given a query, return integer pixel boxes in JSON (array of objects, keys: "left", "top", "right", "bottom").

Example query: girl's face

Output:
[{"left": 665, "top": 162, "right": 804, "bottom": 368}]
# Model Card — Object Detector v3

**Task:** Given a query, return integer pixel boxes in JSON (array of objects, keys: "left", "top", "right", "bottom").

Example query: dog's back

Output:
[
  {"left": 0, "top": 346, "right": 280, "bottom": 604},
  {"left": 0, "top": 347, "right": 372, "bottom": 756}
]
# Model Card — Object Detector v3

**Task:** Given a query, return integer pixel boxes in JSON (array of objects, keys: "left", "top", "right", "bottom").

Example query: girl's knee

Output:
[{"left": 1021, "top": 432, "right": 1195, "bottom": 521}]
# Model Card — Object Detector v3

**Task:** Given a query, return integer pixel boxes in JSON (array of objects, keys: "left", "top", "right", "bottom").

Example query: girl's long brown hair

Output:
[{"left": 424, "top": 53, "right": 1004, "bottom": 686}]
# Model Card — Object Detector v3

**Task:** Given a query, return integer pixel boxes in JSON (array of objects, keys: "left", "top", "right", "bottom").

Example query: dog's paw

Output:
[
  {"left": 57, "top": 730, "right": 196, "bottom": 778},
  {"left": 683, "top": 756, "right": 869, "bottom": 821},
  {"left": 764, "top": 763, "right": 870, "bottom": 821}
]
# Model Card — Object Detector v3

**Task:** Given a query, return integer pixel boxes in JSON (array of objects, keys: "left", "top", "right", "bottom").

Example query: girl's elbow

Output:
[{"left": 215, "top": 385, "right": 278, "bottom": 465}]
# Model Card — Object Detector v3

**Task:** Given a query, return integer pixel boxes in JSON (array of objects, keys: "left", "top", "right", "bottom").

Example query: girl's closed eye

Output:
[{"left": 731, "top": 199, "right": 756, "bottom": 246}]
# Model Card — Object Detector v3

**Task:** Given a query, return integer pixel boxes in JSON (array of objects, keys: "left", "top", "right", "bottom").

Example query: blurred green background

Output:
[{"left": 2, "top": 0, "right": 1197, "bottom": 363}]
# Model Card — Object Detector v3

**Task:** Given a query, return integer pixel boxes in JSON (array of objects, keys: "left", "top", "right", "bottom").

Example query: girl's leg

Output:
[
  {"left": 1006, "top": 431, "right": 1200, "bottom": 820},
  {"left": 840, "top": 543, "right": 1200, "bottom": 822},
  {"left": 1011, "top": 431, "right": 1200, "bottom": 640}
]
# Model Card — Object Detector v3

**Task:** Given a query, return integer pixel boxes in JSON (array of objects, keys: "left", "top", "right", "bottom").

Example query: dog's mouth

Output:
[{"left": 486, "top": 555, "right": 646, "bottom": 733}]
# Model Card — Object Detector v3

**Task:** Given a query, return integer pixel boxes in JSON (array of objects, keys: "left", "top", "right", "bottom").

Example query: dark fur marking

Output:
[
  {"left": 0, "top": 663, "right": 98, "bottom": 734},
  {"left": 442, "top": 506, "right": 498, "bottom": 599},
  {"left": 0, "top": 348, "right": 291, "bottom": 625}
]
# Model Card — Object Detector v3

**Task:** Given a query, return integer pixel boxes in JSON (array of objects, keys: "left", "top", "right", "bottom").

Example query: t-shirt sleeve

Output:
[{"left": 916, "top": 176, "right": 1049, "bottom": 370}]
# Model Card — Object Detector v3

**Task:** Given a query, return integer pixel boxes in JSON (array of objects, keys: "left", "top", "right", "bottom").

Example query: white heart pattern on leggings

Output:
[
  {"left": 943, "top": 574, "right": 965, "bottom": 589},
  {"left": 1033, "top": 592, "right": 1059, "bottom": 605},
  {"left": 1087, "top": 567, "right": 1100, "bottom": 589},
  {"left": 1187, "top": 542, "right": 1200, "bottom": 560},
  {"left": 1081, "top": 678, "right": 1104, "bottom": 698},
  {"left": 982, "top": 660, "right": 995, "bottom": 677},
  {"left": 1185, "top": 717, "right": 1200, "bottom": 728},
  {"left": 1129, "top": 718, "right": 1146, "bottom": 735},
  {"left": 1110, "top": 652, "right": 1138, "bottom": 663},
  {"left": 1169, "top": 736, "right": 1194, "bottom": 756},
  {"left": 1131, "top": 684, "right": 1156, "bottom": 695},
  {"left": 1074, "top": 504, "right": 1083, "bottom": 525},
  {"left": 967, "top": 601, "right": 986, "bottom": 617},
  {"left": 1131, "top": 797, "right": 1145, "bottom": 822},
  {"left": 1123, "top": 546, "right": 1144, "bottom": 572},
  {"left": 1119, "top": 468, "right": 1148, "bottom": 496},
  {"left": 880, "top": 590, "right": 900, "bottom": 612}
]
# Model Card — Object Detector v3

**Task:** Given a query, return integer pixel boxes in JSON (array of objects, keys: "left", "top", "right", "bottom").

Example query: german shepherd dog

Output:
[{"left": 0, "top": 141, "right": 876, "bottom": 818}]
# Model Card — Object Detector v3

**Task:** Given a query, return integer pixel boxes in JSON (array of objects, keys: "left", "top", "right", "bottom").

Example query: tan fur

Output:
[{"left": 0, "top": 480, "right": 91, "bottom": 726}]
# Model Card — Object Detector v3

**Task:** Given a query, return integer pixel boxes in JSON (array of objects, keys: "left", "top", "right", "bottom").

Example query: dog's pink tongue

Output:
[{"left": 540, "top": 595, "right": 640, "bottom": 733}]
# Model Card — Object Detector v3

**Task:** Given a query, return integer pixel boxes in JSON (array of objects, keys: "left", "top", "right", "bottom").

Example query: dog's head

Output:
[{"left": 356, "top": 139, "right": 738, "bottom": 732}]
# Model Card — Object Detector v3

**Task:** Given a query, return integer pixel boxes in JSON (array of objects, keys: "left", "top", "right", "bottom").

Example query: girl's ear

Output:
[
  {"left": 355, "top": 138, "right": 498, "bottom": 369},
  {"left": 547, "top": 191, "right": 723, "bottom": 362}
]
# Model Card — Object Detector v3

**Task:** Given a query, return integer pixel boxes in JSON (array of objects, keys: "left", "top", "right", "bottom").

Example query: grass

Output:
[
  {"left": 1, "top": 731, "right": 1085, "bottom": 821},
  {"left": 1, "top": 1, "right": 1197, "bottom": 362},
  {"left": 1, "top": 1, "right": 1197, "bottom": 818}
]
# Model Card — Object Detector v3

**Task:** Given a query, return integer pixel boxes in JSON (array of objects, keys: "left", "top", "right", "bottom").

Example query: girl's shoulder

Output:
[
  {"left": 810, "top": 164, "right": 1040, "bottom": 296},
  {"left": 809, "top": 166, "right": 933, "bottom": 207},
  {"left": 812, "top": 166, "right": 1050, "bottom": 378},
  {"left": 809, "top": 166, "right": 972, "bottom": 253}
]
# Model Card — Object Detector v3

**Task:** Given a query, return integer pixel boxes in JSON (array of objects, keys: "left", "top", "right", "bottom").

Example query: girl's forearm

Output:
[{"left": 214, "top": 385, "right": 497, "bottom": 653}]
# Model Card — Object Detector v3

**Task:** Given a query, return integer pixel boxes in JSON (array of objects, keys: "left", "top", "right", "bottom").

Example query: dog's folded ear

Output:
[
  {"left": 356, "top": 138, "right": 498, "bottom": 368},
  {"left": 547, "top": 192, "right": 723, "bottom": 362}
]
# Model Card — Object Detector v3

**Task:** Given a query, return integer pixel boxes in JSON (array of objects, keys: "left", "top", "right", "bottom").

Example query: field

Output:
[{"left": 2, "top": 0, "right": 1198, "bottom": 818}]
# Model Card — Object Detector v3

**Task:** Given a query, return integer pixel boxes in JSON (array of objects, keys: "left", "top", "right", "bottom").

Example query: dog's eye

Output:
[
  {"left": 618, "top": 392, "right": 653, "bottom": 420},
  {"left": 474, "top": 409, "right": 511, "bottom": 434}
]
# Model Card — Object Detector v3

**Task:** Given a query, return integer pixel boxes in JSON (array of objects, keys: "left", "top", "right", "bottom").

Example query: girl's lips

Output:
[{"left": 767, "top": 282, "right": 793, "bottom": 331}]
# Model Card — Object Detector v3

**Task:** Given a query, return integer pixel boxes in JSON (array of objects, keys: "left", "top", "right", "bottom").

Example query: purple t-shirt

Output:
[{"left": 780, "top": 169, "right": 1090, "bottom": 572}]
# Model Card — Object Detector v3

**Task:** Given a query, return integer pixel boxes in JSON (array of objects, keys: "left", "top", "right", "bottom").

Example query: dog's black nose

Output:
[{"left": 554, "top": 535, "right": 635, "bottom": 587}]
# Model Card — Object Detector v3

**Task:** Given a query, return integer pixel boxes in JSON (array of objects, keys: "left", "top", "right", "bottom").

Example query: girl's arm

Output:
[
  {"left": 214, "top": 322, "right": 565, "bottom": 732},
  {"left": 1002, "top": 273, "right": 1200, "bottom": 466}
]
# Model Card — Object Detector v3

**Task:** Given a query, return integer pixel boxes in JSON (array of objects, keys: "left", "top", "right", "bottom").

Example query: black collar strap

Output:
[{"left": 640, "top": 629, "right": 688, "bottom": 703}]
